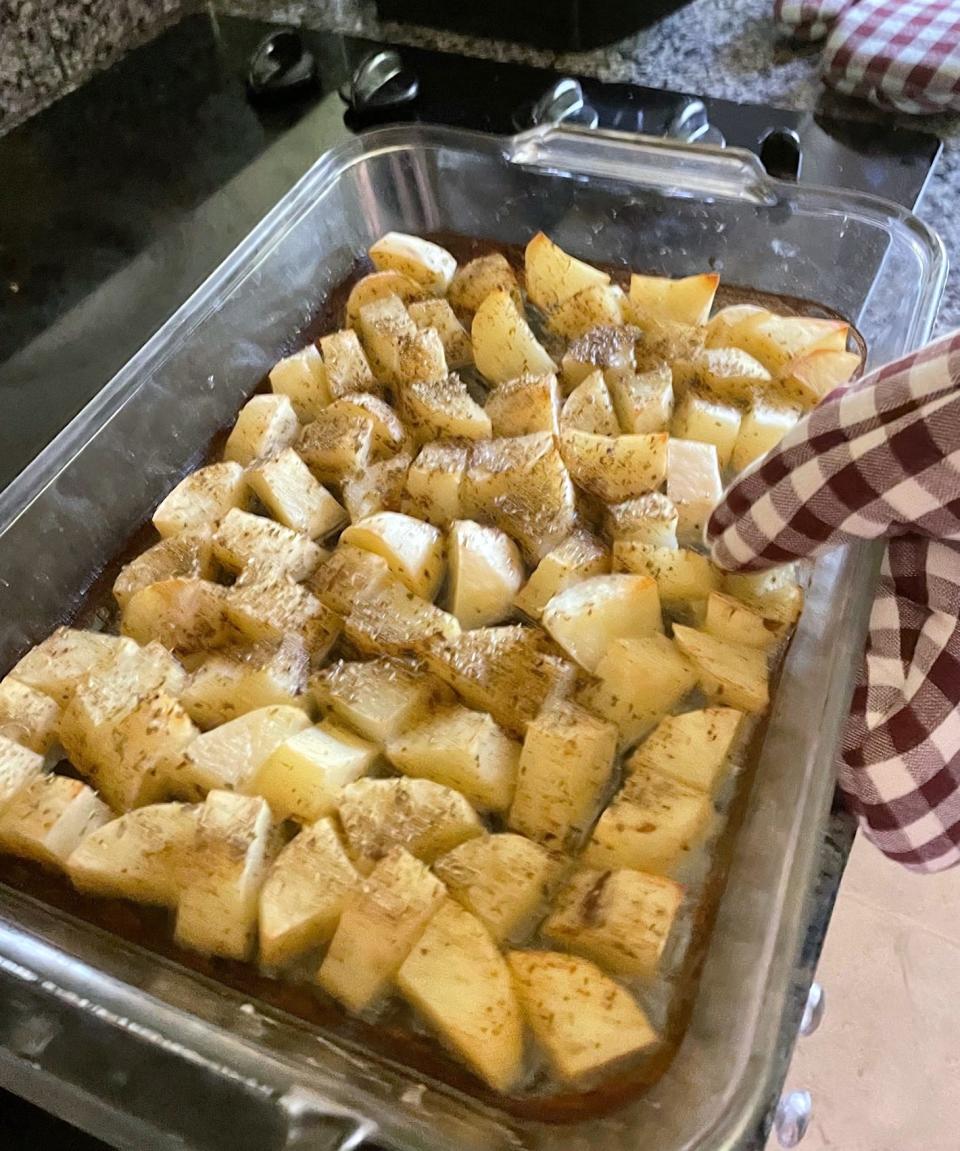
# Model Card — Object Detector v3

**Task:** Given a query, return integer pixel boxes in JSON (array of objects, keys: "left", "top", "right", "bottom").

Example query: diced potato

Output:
[
  {"left": 448, "top": 252, "right": 522, "bottom": 315},
  {"left": 586, "top": 767, "right": 713, "bottom": 875},
  {"left": 725, "top": 311, "right": 849, "bottom": 373},
  {"left": 604, "top": 493, "right": 679, "bottom": 548},
  {"left": 318, "top": 329, "right": 378, "bottom": 398},
  {"left": 0, "top": 734, "right": 48, "bottom": 811},
  {"left": 472, "top": 290, "right": 556, "bottom": 385},
  {"left": 671, "top": 391, "right": 742, "bottom": 469},
  {"left": 341, "top": 512, "right": 445, "bottom": 601},
  {"left": 631, "top": 314, "right": 705, "bottom": 365},
  {"left": 613, "top": 543, "right": 721, "bottom": 607},
  {"left": 369, "top": 232, "right": 457, "bottom": 294},
  {"left": 337, "top": 778, "right": 483, "bottom": 872},
  {"left": 181, "top": 637, "right": 309, "bottom": 729},
  {"left": 0, "top": 775, "right": 109, "bottom": 869},
  {"left": 579, "top": 634, "right": 696, "bottom": 749},
  {"left": 524, "top": 232, "right": 610, "bottom": 313},
  {"left": 174, "top": 790, "right": 272, "bottom": 960},
  {"left": 397, "top": 900, "right": 524, "bottom": 1092},
  {"left": 560, "top": 325, "right": 638, "bottom": 391},
  {"left": 212, "top": 508, "right": 325, "bottom": 581},
  {"left": 514, "top": 530, "right": 610, "bottom": 622},
  {"left": 113, "top": 528, "right": 215, "bottom": 610},
  {"left": 356, "top": 295, "right": 419, "bottom": 384},
  {"left": 312, "top": 657, "right": 442, "bottom": 744},
  {"left": 402, "top": 442, "right": 468, "bottom": 527},
  {"left": 61, "top": 672, "right": 198, "bottom": 812},
  {"left": 723, "top": 566, "right": 804, "bottom": 626},
  {"left": 153, "top": 461, "right": 247, "bottom": 538},
  {"left": 541, "top": 574, "right": 662, "bottom": 674},
  {"left": 559, "top": 429, "right": 668, "bottom": 503},
  {"left": 345, "top": 270, "right": 423, "bottom": 328},
  {"left": 703, "top": 590, "right": 784, "bottom": 650},
  {"left": 224, "top": 574, "right": 336, "bottom": 646},
  {"left": 224, "top": 394, "right": 299, "bottom": 467},
  {"left": 398, "top": 373, "right": 491, "bottom": 444},
  {"left": 408, "top": 298, "right": 473, "bottom": 369},
  {"left": 259, "top": 817, "right": 358, "bottom": 966},
  {"left": 447, "top": 519, "right": 524, "bottom": 629},
  {"left": 325, "top": 393, "right": 407, "bottom": 456},
  {"left": 318, "top": 846, "right": 446, "bottom": 1012},
  {"left": 246, "top": 448, "right": 347, "bottom": 541},
  {"left": 779, "top": 349, "right": 861, "bottom": 408},
  {"left": 387, "top": 705, "right": 519, "bottom": 812},
  {"left": 544, "top": 867, "right": 684, "bottom": 979},
  {"left": 340, "top": 453, "right": 411, "bottom": 522},
  {"left": 560, "top": 370, "right": 619, "bottom": 435},
  {"left": 693, "top": 347, "right": 771, "bottom": 403},
  {"left": 605, "top": 364, "right": 673, "bottom": 433},
  {"left": 121, "top": 576, "right": 232, "bottom": 652},
  {"left": 628, "top": 272, "right": 719, "bottom": 327},
  {"left": 344, "top": 579, "right": 461, "bottom": 659},
  {"left": 269, "top": 344, "right": 332, "bottom": 421},
  {"left": 176, "top": 704, "right": 311, "bottom": 794},
  {"left": 672, "top": 626, "right": 770, "bottom": 713},
  {"left": 426, "top": 625, "right": 576, "bottom": 736},
  {"left": 297, "top": 407, "right": 375, "bottom": 485},
  {"left": 704, "top": 303, "right": 765, "bottom": 348},
  {"left": 67, "top": 801, "right": 199, "bottom": 905},
  {"left": 306, "top": 544, "right": 393, "bottom": 615},
  {"left": 0, "top": 677, "right": 61, "bottom": 755},
  {"left": 667, "top": 438, "right": 723, "bottom": 545},
  {"left": 485, "top": 372, "right": 560, "bottom": 437},
  {"left": 730, "top": 401, "right": 800, "bottom": 473},
  {"left": 627, "top": 706, "right": 743, "bottom": 792},
  {"left": 248, "top": 719, "right": 379, "bottom": 822},
  {"left": 462, "top": 434, "right": 577, "bottom": 564},
  {"left": 548, "top": 284, "right": 625, "bottom": 340},
  {"left": 396, "top": 327, "right": 448, "bottom": 387},
  {"left": 9, "top": 629, "right": 127, "bottom": 706},
  {"left": 434, "top": 832, "right": 556, "bottom": 943},
  {"left": 508, "top": 951, "right": 658, "bottom": 1081},
  {"left": 509, "top": 701, "right": 618, "bottom": 851}
]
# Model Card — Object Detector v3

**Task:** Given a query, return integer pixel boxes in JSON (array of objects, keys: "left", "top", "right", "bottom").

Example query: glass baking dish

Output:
[{"left": 0, "top": 124, "right": 945, "bottom": 1151}]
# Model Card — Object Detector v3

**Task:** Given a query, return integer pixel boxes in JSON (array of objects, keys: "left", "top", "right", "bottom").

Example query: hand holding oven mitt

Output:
[
  {"left": 706, "top": 331, "right": 960, "bottom": 872},
  {"left": 773, "top": 0, "right": 960, "bottom": 114}
]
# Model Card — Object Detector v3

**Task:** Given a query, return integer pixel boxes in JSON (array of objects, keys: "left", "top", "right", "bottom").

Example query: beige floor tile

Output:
[{"left": 768, "top": 836, "right": 960, "bottom": 1151}]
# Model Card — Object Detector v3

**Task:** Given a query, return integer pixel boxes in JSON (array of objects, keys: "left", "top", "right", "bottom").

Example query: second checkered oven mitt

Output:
[
  {"left": 774, "top": 0, "right": 960, "bottom": 113},
  {"left": 707, "top": 331, "right": 960, "bottom": 872}
]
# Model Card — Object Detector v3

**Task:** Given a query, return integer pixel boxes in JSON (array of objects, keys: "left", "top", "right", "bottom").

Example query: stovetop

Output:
[{"left": 0, "top": 11, "right": 941, "bottom": 498}]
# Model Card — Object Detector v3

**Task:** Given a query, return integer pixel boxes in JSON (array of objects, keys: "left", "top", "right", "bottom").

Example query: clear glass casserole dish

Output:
[{"left": 0, "top": 124, "right": 945, "bottom": 1151}]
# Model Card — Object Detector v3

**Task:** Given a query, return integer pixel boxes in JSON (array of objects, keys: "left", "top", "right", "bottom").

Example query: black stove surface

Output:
[{"left": 0, "top": 11, "right": 941, "bottom": 499}]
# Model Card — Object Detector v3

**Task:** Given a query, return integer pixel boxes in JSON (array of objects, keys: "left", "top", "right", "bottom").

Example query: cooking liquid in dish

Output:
[{"left": 0, "top": 237, "right": 858, "bottom": 1119}]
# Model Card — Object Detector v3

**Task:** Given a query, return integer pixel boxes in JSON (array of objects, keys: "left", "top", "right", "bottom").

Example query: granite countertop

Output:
[{"left": 222, "top": 0, "right": 960, "bottom": 334}]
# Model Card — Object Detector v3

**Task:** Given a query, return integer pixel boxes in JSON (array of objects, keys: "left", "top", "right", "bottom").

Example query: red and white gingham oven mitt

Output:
[
  {"left": 707, "top": 331, "right": 960, "bottom": 872},
  {"left": 774, "top": 0, "right": 960, "bottom": 114}
]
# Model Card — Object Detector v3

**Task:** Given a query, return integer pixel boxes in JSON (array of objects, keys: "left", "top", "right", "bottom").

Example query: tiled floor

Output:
[{"left": 769, "top": 834, "right": 960, "bottom": 1151}]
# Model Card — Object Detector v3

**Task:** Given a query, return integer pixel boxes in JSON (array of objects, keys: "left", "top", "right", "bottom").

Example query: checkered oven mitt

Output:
[
  {"left": 706, "top": 331, "right": 960, "bottom": 871},
  {"left": 774, "top": 0, "right": 960, "bottom": 113}
]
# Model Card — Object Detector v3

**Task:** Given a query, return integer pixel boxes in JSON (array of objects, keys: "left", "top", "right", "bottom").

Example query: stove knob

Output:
[
  {"left": 530, "top": 78, "right": 599, "bottom": 130},
  {"left": 760, "top": 127, "right": 803, "bottom": 181},
  {"left": 774, "top": 1089, "right": 812, "bottom": 1147},
  {"left": 339, "top": 49, "right": 419, "bottom": 114},
  {"left": 799, "top": 980, "right": 825, "bottom": 1037},
  {"left": 666, "top": 99, "right": 725, "bottom": 147}
]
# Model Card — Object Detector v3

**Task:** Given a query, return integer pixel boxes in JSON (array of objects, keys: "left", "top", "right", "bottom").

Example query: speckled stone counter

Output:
[{"left": 221, "top": 0, "right": 960, "bottom": 334}]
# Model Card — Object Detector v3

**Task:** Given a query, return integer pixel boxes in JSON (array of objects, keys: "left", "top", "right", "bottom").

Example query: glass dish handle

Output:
[
  {"left": 508, "top": 122, "right": 777, "bottom": 206},
  {"left": 0, "top": 949, "right": 375, "bottom": 1151}
]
